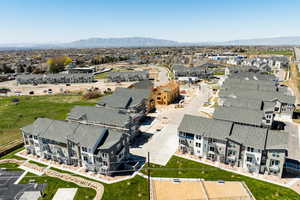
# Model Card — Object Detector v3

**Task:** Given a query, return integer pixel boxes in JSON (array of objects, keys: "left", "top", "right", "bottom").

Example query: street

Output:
[{"left": 130, "top": 83, "right": 211, "bottom": 165}]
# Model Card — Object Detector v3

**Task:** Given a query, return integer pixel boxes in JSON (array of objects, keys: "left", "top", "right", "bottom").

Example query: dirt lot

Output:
[
  {"left": 0, "top": 80, "right": 134, "bottom": 96},
  {"left": 151, "top": 179, "right": 253, "bottom": 200}
]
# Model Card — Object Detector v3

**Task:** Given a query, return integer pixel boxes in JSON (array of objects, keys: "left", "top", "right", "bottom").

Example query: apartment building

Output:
[
  {"left": 21, "top": 118, "right": 129, "bottom": 175},
  {"left": 213, "top": 106, "right": 274, "bottom": 128},
  {"left": 67, "top": 106, "right": 141, "bottom": 140},
  {"left": 219, "top": 86, "right": 295, "bottom": 119},
  {"left": 178, "top": 114, "right": 288, "bottom": 177}
]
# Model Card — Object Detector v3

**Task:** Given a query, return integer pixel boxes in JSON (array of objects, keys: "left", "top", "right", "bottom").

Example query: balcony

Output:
[
  {"left": 227, "top": 155, "right": 236, "bottom": 162},
  {"left": 269, "top": 165, "right": 280, "bottom": 173}
]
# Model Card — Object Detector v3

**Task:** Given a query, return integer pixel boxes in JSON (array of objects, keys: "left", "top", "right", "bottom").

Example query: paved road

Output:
[
  {"left": 130, "top": 83, "right": 211, "bottom": 165},
  {"left": 294, "top": 47, "right": 300, "bottom": 61},
  {"left": 148, "top": 64, "right": 169, "bottom": 87}
]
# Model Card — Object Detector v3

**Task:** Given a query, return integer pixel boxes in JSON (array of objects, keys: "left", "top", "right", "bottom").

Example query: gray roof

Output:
[
  {"left": 68, "top": 106, "right": 131, "bottom": 127},
  {"left": 266, "top": 130, "right": 288, "bottom": 150},
  {"left": 97, "top": 87, "right": 151, "bottom": 109},
  {"left": 223, "top": 97, "right": 262, "bottom": 111},
  {"left": 22, "top": 118, "right": 124, "bottom": 150},
  {"left": 73, "top": 124, "right": 107, "bottom": 149},
  {"left": 98, "top": 129, "right": 124, "bottom": 150},
  {"left": 130, "top": 80, "right": 154, "bottom": 89},
  {"left": 223, "top": 78, "right": 288, "bottom": 94},
  {"left": 229, "top": 71, "right": 277, "bottom": 81},
  {"left": 213, "top": 107, "right": 263, "bottom": 126},
  {"left": 178, "top": 114, "right": 232, "bottom": 141},
  {"left": 219, "top": 88, "right": 295, "bottom": 104},
  {"left": 228, "top": 124, "right": 268, "bottom": 149}
]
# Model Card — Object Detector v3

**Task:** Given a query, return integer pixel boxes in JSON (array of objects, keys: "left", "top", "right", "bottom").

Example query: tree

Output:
[{"left": 47, "top": 56, "right": 72, "bottom": 73}]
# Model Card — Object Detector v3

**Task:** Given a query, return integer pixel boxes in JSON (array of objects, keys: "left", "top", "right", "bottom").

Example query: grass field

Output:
[
  {"left": 19, "top": 172, "right": 96, "bottom": 200},
  {"left": 95, "top": 68, "right": 133, "bottom": 79},
  {"left": 141, "top": 156, "right": 300, "bottom": 200},
  {"left": 246, "top": 49, "right": 293, "bottom": 56},
  {"left": 0, "top": 94, "right": 98, "bottom": 152}
]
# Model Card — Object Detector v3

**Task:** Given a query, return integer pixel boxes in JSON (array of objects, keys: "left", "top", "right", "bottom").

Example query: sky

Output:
[{"left": 1, "top": 0, "right": 300, "bottom": 44}]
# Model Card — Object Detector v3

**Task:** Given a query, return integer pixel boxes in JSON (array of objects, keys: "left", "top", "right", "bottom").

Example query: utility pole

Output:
[{"left": 148, "top": 152, "right": 151, "bottom": 200}]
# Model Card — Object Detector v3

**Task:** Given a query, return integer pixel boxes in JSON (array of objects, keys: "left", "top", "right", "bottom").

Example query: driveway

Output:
[{"left": 130, "top": 83, "right": 211, "bottom": 165}]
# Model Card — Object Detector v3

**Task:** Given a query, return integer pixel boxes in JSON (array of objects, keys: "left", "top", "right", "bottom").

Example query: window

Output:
[
  {"left": 247, "top": 147, "right": 254, "bottom": 152},
  {"left": 195, "top": 142, "right": 201, "bottom": 148},
  {"left": 83, "top": 156, "right": 88, "bottom": 161},
  {"left": 102, "top": 153, "right": 108, "bottom": 158},
  {"left": 179, "top": 139, "right": 185, "bottom": 145},
  {"left": 196, "top": 135, "right": 201, "bottom": 140},
  {"left": 270, "top": 160, "right": 280, "bottom": 166},
  {"left": 34, "top": 136, "right": 38, "bottom": 140},
  {"left": 82, "top": 147, "right": 87, "bottom": 152},
  {"left": 246, "top": 156, "right": 253, "bottom": 163},
  {"left": 209, "top": 146, "right": 215, "bottom": 152}
]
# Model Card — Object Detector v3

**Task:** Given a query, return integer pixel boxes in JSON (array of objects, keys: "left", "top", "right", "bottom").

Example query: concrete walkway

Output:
[{"left": 0, "top": 159, "right": 104, "bottom": 200}]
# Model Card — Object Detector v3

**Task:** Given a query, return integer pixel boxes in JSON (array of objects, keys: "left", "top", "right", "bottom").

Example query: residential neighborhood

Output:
[{"left": 2, "top": 1, "right": 300, "bottom": 199}]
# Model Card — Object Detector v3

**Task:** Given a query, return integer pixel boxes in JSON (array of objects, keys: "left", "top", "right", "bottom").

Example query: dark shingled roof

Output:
[
  {"left": 223, "top": 97, "right": 262, "bottom": 111},
  {"left": 213, "top": 106, "right": 264, "bottom": 126},
  {"left": 266, "top": 130, "right": 288, "bottom": 150},
  {"left": 68, "top": 106, "right": 131, "bottom": 128},
  {"left": 228, "top": 124, "right": 268, "bottom": 149},
  {"left": 219, "top": 88, "right": 295, "bottom": 104},
  {"left": 22, "top": 118, "right": 124, "bottom": 149},
  {"left": 97, "top": 87, "right": 151, "bottom": 109},
  {"left": 178, "top": 114, "right": 233, "bottom": 141}
]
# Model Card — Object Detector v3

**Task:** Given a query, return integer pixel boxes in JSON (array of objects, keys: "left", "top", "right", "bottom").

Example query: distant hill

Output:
[
  {"left": 211, "top": 36, "right": 300, "bottom": 46},
  {"left": 63, "top": 37, "right": 181, "bottom": 48},
  {"left": 1, "top": 36, "right": 300, "bottom": 49}
]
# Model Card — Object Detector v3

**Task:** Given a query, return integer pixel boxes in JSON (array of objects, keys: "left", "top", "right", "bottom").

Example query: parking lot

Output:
[{"left": 130, "top": 83, "right": 211, "bottom": 165}]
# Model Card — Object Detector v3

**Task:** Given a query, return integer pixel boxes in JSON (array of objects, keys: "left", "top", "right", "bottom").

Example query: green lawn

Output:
[
  {"left": 19, "top": 172, "right": 96, "bottom": 200},
  {"left": 247, "top": 50, "right": 293, "bottom": 56},
  {"left": 0, "top": 94, "right": 98, "bottom": 151},
  {"left": 50, "top": 167, "right": 148, "bottom": 200},
  {"left": 0, "top": 162, "right": 22, "bottom": 171},
  {"left": 0, "top": 147, "right": 26, "bottom": 160},
  {"left": 142, "top": 156, "right": 299, "bottom": 200},
  {"left": 29, "top": 160, "right": 48, "bottom": 167},
  {"left": 95, "top": 68, "right": 133, "bottom": 79}
]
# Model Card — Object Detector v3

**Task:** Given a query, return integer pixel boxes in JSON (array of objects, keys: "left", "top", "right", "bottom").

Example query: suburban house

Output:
[
  {"left": 67, "top": 106, "right": 141, "bottom": 140},
  {"left": 178, "top": 114, "right": 288, "bottom": 177},
  {"left": 21, "top": 118, "right": 129, "bottom": 175}
]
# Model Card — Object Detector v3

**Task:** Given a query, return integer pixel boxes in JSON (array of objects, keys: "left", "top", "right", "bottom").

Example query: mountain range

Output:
[{"left": 1, "top": 36, "right": 300, "bottom": 49}]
